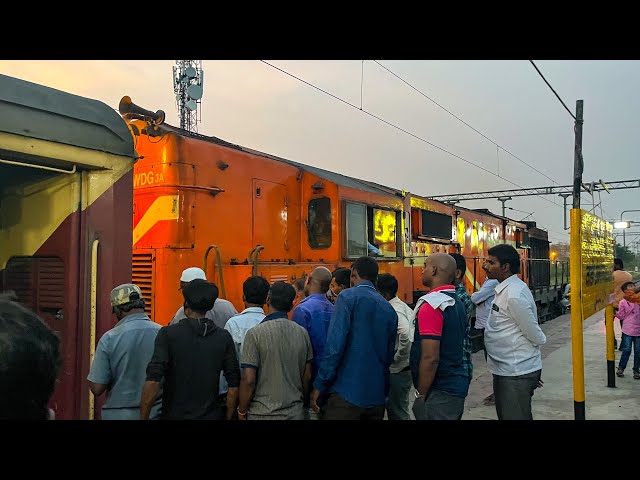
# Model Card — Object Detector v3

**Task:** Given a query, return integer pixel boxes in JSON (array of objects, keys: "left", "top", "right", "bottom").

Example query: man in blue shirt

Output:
[
  {"left": 87, "top": 283, "right": 161, "bottom": 420},
  {"left": 292, "top": 266, "right": 334, "bottom": 419},
  {"left": 311, "top": 256, "right": 397, "bottom": 420}
]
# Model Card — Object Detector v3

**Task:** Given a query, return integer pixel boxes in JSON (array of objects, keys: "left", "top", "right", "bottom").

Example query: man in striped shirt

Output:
[
  {"left": 238, "top": 282, "right": 313, "bottom": 420},
  {"left": 450, "top": 253, "right": 474, "bottom": 381}
]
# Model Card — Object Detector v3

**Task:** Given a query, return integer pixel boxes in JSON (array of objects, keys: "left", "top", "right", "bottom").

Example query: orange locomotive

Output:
[
  {"left": 121, "top": 97, "right": 568, "bottom": 326},
  {"left": 0, "top": 78, "right": 562, "bottom": 421}
]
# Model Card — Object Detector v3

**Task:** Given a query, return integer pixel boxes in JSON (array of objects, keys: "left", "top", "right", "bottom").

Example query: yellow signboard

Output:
[
  {"left": 570, "top": 208, "right": 613, "bottom": 405},
  {"left": 570, "top": 208, "right": 614, "bottom": 319}
]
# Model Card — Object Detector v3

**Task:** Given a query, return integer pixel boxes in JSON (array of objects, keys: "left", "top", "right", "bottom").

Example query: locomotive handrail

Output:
[
  {"left": 134, "top": 184, "right": 224, "bottom": 196},
  {"left": 249, "top": 245, "right": 265, "bottom": 277},
  {"left": 472, "top": 257, "right": 478, "bottom": 292},
  {"left": 248, "top": 245, "right": 262, "bottom": 264},
  {"left": 204, "top": 244, "right": 226, "bottom": 299},
  {"left": 89, "top": 239, "right": 99, "bottom": 420}
]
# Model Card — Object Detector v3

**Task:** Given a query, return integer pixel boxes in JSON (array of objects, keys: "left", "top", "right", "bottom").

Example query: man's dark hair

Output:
[
  {"left": 116, "top": 294, "right": 145, "bottom": 314},
  {"left": 487, "top": 244, "right": 521, "bottom": 274},
  {"left": 376, "top": 273, "right": 398, "bottom": 298},
  {"left": 352, "top": 256, "right": 379, "bottom": 282},
  {"left": 450, "top": 253, "right": 467, "bottom": 275},
  {"left": 293, "top": 277, "right": 306, "bottom": 293},
  {"left": 614, "top": 258, "right": 624, "bottom": 270},
  {"left": 183, "top": 279, "right": 218, "bottom": 314},
  {"left": 0, "top": 293, "right": 61, "bottom": 420},
  {"left": 243, "top": 276, "right": 270, "bottom": 305},
  {"left": 332, "top": 267, "right": 351, "bottom": 289},
  {"left": 268, "top": 281, "right": 297, "bottom": 313}
]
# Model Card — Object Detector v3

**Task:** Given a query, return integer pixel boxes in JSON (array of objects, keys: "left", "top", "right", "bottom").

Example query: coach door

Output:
[
  {"left": 4, "top": 256, "right": 70, "bottom": 419},
  {"left": 252, "top": 179, "right": 289, "bottom": 262}
]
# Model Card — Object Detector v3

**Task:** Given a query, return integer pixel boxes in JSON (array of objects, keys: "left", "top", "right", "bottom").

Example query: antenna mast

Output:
[{"left": 173, "top": 60, "right": 204, "bottom": 132}]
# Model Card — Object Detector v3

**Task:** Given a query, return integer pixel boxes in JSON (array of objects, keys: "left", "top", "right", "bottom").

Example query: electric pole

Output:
[
  {"left": 573, "top": 100, "right": 584, "bottom": 209},
  {"left": 497, "top": 196, "right": 512, "bottom": 218},
  {"left": 570, "top": 99, "right": 586, "bottom": 421}
]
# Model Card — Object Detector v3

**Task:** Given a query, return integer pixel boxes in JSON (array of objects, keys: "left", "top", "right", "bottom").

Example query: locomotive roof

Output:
[
  {"left": 0, "top": 74, "right": 136, "bottom": 159},
  {"left": 161, "top": 124, "right": 403, "bottom": 198},
  {"left": 158, "top": 124, "right": 543, "bottom": 234}
]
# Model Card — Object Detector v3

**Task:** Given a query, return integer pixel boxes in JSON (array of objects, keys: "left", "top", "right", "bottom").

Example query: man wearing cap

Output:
[
  {"left": 141, "top": 279, "right": 240, "bottom": 420},
  {"left": 169, "top": 267, "right": 239, "bottom": 409},
  {"left": 87, "top": 284, "right": 162, "bottom": 420},
  {"left": 169, "top": 267, "right": 238, "bottom": 328}
]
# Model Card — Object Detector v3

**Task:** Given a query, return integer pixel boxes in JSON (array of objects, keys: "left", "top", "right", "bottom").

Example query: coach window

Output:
[
  {"left": 345, "top": 202, "right": 368, "bottom": 257},
  {"left": 308, "top": 197, "right": 332, "bottom": 249}
]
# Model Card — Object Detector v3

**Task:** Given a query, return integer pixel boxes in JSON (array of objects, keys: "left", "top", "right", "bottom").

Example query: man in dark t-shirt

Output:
[{"left": 140, "top": 279, "right": 240, "bottom": 420}]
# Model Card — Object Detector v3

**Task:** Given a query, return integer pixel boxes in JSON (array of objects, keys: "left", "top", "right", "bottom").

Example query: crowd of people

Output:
[{"left": 11, "top": 244, "right": 637, "bottom": 420}]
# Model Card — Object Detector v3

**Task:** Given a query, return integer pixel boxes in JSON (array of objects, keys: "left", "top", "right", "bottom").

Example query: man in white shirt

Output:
[
  {"left": 376, "top": 273, "right": 413, "bottom": 420},
  {"left": 471, "top": 277, "right": 499, "bottom": 356},
  {"left": 224, "top": 276, "right": 269, "bottom": 361},
  {"left": 471, "top": 276, "right": 499, "bottom": 405},
  {"left": 483, "top": 244, "right": 546, "bottom": 420},
  {"left": 169, "top": 267, "right": 238, "bottom": 328}
]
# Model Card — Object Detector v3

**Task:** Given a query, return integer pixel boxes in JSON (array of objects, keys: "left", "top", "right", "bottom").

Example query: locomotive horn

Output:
[{"left": 118, "top": 96, "right": 165, "bottom": 125}]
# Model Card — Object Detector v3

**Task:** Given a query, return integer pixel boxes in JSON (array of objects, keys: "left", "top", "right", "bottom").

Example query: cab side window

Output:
[{"left": 308, "top": 197, "right": 332, "bottom": 249}]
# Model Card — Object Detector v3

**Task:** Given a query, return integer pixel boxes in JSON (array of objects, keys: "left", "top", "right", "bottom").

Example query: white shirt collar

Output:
[{"left": 495, "top": 273, "right": 520, "bottom": 294}]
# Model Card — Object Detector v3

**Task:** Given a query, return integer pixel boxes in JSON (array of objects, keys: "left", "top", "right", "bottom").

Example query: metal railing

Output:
[{"left": 468, "top": 256, "right": 569, "bottom": 292}]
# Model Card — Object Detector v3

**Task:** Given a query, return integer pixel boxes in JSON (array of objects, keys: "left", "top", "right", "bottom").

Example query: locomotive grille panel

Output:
[
  {"left": 269, "top": 274, "right": 288, "bottom": 284},
  {"left": 132, "top": 253, "right": 154, "bottom": 320}
]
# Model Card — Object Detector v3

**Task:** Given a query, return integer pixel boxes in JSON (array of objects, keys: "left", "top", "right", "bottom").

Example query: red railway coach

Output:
[{"left": 0, "top": 75, "right": 137, "bottom": 420}]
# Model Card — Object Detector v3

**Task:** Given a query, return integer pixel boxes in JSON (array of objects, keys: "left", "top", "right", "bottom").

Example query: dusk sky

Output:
[{"left": 1, "top": 60, "right": 638, "bottom": 246}]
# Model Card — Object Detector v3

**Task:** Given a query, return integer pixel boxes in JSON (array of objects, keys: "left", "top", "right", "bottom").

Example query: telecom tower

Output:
[{"left": 173, "top": 60, "right": 204, "bottom": 132}]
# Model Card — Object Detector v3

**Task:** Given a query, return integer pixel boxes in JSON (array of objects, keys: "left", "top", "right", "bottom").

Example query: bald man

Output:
[
  {"left": 292, "top": 267, "right": 334, "bottom": 419},
  {"left": 409, "top": 253, "right": 472, "bottom": 420}
]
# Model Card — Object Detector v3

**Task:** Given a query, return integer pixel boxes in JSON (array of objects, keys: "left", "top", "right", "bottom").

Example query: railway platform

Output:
[{"left": 462, "top": 309, "right": 640, "bottom": 420}]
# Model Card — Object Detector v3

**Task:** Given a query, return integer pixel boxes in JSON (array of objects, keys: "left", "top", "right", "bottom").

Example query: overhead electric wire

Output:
[
  {"left": 529, "top": 61, "right": 614, "bottom": 219},
  {"left": 373, "top": 60, "right": 560, "bottom": 186},
  {"left": 529, "top": 60, "right": 576, "bottom": 121},
  {"left": 374, "top": 60, "right": 602, "bottom": 218},
  {"left": 260, "top": 60, "right": 568, "bottom": 221},
  {"left": 507, "top": 206, "right": 533, "bottom": 214}
]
